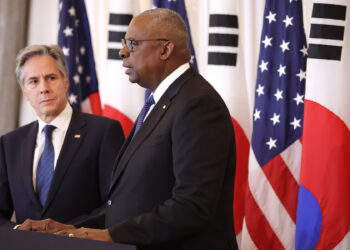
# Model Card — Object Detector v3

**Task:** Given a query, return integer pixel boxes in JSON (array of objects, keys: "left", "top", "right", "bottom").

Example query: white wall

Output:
[{"left": 19, "top": 0, "right": 59, "bottom": 125}]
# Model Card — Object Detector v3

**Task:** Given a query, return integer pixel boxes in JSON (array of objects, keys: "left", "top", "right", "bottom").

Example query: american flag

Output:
[
  {"left": 153, "top": 0, "right": 198, "bottom": 71},
  {"left": 242, "top": 0, "right": 307, "bottom": 248},
  {"left": 58, "top": 0, "right": 101, "bottom": 114}
]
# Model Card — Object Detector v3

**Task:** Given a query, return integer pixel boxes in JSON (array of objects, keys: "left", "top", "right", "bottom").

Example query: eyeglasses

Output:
[{"left": 121, "top": 38, "right": 168, "bottom": 52}]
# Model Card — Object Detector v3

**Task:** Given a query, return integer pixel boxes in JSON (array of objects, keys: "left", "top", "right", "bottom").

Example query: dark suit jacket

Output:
[
  {"left": 0, "top": 108, "right": 125, "bottom": 226},
  {"left": 78, "top": 68, "right": 238, "bottom": 250}
]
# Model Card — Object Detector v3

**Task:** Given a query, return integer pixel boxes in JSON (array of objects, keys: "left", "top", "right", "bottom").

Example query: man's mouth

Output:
[
  {"left": 125, "top": 68, "right": 132, "bottom": 75},
  {"left": 122, "top": 63, "right": 132, "bottom": 74},
  {"left": 40, "top": 98, "right": 54, "bottom": 104}
]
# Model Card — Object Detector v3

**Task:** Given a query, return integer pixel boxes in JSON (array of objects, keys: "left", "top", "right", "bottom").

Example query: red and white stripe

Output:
[{"left": 242, "top": 144, "right": 301, "bottom": 249}]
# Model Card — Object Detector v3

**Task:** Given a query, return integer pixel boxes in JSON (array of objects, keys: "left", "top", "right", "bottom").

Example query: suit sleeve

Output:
[
  {"left": 108, "top": 94, "right": 235, "bottom": 245},
  {"left": 0, "top": 136, "right": 15, "bottom": 226},
  {"left": 98, "top": 120, "right": 125, "bottom": 202}
]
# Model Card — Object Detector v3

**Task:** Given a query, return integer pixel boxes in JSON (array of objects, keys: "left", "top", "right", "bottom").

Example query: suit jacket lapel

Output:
[
  {"left": 42, "top": 109, "right": 86, "bottom": 213},
  {"left": 21, "top": 122, "right": 42, "bottom": 207},
  {"left": 111, "top": 124, "right": 135, "bottom": 177},
  {"left": 110, "top": 67, "right": 196, "bottom": 192}
]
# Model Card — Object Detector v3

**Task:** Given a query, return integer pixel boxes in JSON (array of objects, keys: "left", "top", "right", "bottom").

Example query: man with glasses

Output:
[{"left": 18, "top": 8, "right": 238, "bottom": 250}]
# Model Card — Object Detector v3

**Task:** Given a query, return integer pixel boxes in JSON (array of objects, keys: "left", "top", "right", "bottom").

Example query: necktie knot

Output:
[
  {"left": 43, "top": 125, "right": 56, "bottom": 140},
  {"left": 145, "top": 94, "right": 155, "bottom": 106}
]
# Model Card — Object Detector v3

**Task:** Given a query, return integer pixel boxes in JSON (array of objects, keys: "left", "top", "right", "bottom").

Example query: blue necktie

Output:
[
  {"left": 134, "top": 95, "right": 155, "bottom": 136},
  {"left": 36, "top": 125, "right": 56, "bottom": 206}
]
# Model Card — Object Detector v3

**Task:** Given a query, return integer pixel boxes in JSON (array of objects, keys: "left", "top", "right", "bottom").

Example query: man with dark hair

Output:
[
  {"left": 0, "top": 44, "right": 125, "bottom": 226},
  {"left": 18, "top": 9, "right": 238, "bottom": 250}
]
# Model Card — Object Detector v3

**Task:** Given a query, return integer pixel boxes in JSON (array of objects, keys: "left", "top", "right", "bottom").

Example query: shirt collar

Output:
[
  {"left": 153, "top": 63, "right": 190, "bottom": 103},
  {"left": 37, "top": 103, "right": 73, "bottom": 133}
]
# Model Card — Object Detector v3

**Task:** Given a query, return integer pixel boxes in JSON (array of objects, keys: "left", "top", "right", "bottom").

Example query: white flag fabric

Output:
[
  {"left": 198, "top": 0, "right": 264, "bottom": 248},
  {"left": 100, "top": 0, "right": 147, "bottom": 136}
]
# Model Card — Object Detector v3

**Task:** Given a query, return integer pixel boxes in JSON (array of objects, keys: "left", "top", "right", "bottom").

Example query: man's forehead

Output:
[
  {"left": 127, "top": 16, "right": 158, "bottom": 38},
  {"left": 23, "top": 57, "right": 60, "bottom": 77},
  {"left": 129, "top": 17, "right": 147, "bottom": 29},
  {"left": 132, "top": 14, "right": 151, "bottom": 23}
]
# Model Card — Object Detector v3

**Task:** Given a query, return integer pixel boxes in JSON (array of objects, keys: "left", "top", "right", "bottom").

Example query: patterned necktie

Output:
[
  {"left": 36, "top": 125, "right": 56, "bottom": 206},
  {"left": 134, "top": 95, "right": 155, "bottom": 136}
]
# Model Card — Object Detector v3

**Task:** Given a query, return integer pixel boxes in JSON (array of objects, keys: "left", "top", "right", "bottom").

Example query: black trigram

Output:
[
  {"left": 208, "top": 14, "right": 238, "bottom": 66},
  {"left": 308, "top": 3, "right": 346, "bottom": 61},
  {"left": 107, "top": 14, "right": 133, "bottom": 60}
]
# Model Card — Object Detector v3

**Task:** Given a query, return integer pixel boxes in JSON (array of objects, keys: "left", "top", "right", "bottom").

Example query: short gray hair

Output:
[
  {"left": 139, "top": 8, "right": 189, "bottom": 45},
  {"left": 15, "top": 44, "right": 68, "bottom": 86}
]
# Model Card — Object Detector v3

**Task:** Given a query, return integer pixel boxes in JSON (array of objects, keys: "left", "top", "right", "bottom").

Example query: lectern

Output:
[{"left": 0, "top": 226, "right": 136, "bottom": 250}]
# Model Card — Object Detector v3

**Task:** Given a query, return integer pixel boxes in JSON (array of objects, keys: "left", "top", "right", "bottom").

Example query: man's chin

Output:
[
  {"left": 37, "top": 108, "right": 60, "bottom": 122},
  {"left": 127, "top": 76, "right": 139, "bottom": 84}
]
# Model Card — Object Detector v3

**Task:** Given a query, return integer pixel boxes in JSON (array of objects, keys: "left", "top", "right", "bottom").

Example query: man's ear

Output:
[
  {"left": 64, "top": 76, "right": 69, "bottom": 91},
  {"left": 159, "top": 41, "right": 174, "bottom": 60}
]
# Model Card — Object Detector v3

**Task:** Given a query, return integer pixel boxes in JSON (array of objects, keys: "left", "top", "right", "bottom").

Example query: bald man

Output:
[{"left": 19, "top": 8, "right": 238, "bottom": 250}]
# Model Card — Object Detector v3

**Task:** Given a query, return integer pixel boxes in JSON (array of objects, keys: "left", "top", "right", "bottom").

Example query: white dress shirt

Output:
[
  {"left": 144, "top": 63, "right": 190, "bottom": 121},
  {"left": 32, "top": 103, "right": 73, "bottom": 190}
]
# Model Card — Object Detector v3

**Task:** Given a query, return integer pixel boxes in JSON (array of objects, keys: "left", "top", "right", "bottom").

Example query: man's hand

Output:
[
  {"left": 55, "top": 227, "right": 113, "bottom": 242},
  {"left": 17, "top": 218, "right": 75, "bottom": 233}
]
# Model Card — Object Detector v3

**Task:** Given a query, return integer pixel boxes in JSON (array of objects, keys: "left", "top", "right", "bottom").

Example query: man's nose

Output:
[
  {"left": 39, "top": 79, "right": 49, "bottom": 93},
  {"left": 119, "top": 45, "right": 130, "bottom": 59}
]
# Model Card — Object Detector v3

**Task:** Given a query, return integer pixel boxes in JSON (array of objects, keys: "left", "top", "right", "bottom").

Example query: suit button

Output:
[{"left": 107, "top": 200, "right": 112, "bottom": 206}]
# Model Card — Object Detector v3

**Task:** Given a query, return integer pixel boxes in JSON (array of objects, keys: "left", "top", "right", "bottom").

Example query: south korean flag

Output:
[{"left": 296, "top": 0, "right": 350, "bottom": 249}]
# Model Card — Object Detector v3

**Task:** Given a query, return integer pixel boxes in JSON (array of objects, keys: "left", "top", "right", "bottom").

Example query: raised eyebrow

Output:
[
  {"left": 46, "top": 73, "right": 58, "bottom": 78},
  {"left": 26, "top": 76, "right": 39, "bottom": 82}
]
